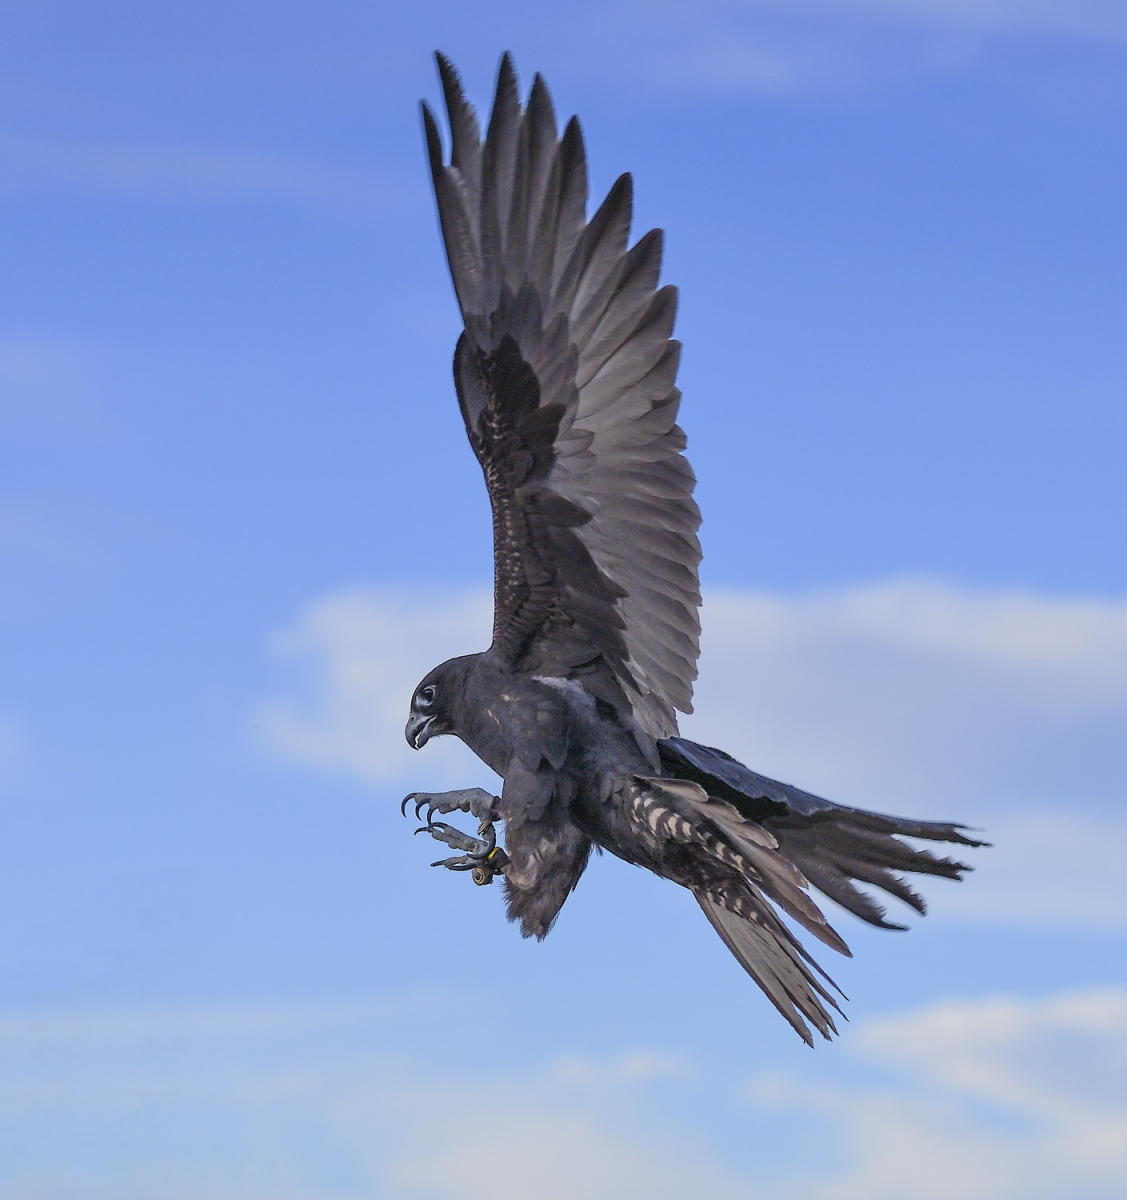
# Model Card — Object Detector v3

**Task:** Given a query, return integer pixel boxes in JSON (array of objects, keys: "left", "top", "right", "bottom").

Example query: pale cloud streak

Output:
[
  {"left": 548, "top": 1048, "right": 693, "bottom": 1086},
  {"left": 2, "top": 988, "right": 1123, "bottom": 1199},
  {"left": 256, "top": 578, "right": 1127, "bottom": 929},
  {"left": 0, "top": 335, "right": 123, "bottom": 451},
  {"left": 590, "top": 0, "right": 1127, "bottom": 99},
  {"left": 816, "top": 0, "right": 1127, "bottom": 42},
  {"left": 0, "top": 134, "right": 398, "bottom": 217},
  {"left": 0, "top": 713, "right": 26, "bottom": 787},
  {"left": 389, "top": 1099, "right": 747, "bottom": 1200},
  {"left": 0, "top": 994, "right": 736, "bottom": 1200},
  {"left": 685, "top": 580, "right": 1127, "bottom": 804},
  {"left": 256, "top": 587, "right": 495, "bottom": 789},
  {"left": 750, "top": 987, "right": 1127, "bottom": 1199}
]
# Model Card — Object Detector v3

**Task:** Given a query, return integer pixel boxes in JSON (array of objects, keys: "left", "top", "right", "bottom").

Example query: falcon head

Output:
[{"left": 404, "top": 655, "right": 475, "bottom": 749}]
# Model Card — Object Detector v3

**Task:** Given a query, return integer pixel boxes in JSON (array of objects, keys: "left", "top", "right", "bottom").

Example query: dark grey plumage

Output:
[{"left": 405, "top": 53, "right": 984, "bottom": 1045}]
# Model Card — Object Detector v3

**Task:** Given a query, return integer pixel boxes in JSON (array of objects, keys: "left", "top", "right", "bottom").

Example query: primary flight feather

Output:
[{"left": 404, "top": 52, "right": 983, "bottom": 1045}]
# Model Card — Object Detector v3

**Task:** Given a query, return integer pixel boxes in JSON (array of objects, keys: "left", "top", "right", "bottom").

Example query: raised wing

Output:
[{"left": 422, "top": 53, "right": 702, "bottom": 739}]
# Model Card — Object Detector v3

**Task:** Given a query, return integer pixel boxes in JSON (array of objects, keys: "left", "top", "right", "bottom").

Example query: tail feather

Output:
[
  {"left": 631, "top": 778, "right": 850, "bottom": 956},
  {"left": 797, "top": 855, "right": 912, "bottom": 930},
  {"left": 695, "top": 882, "right": 844, "bottom": 1046},
  {"left": 768, "top": 818, "right": 977, "bottom": 930},
  {"left": 624, "top": 756, "right": 985, "bottom": 1044},
  {"left": 626, "top": 778, "right": 850, "bottom": 1043},
  {"left": 659, "top": 737, "right": 987, "bottom": 932}
]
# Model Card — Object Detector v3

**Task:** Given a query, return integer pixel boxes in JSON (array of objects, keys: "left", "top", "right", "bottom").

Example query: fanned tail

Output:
[
  {"left": 769, "top": 812, "right": 977, "bottom": 931},
  {"left": 696, "top": 884, "right": 843, "bottom": 1046},
  {"left": 627, "top": 777, "right": 848, "bottom": 1044},
  {"left": 659, "top": 737, "right": 988, "bottom": 932}
]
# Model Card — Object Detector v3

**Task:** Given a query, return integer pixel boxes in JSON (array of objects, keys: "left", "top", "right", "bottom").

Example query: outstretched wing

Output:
[{"left": 422, "top": 53, "right": 702, "bottom": 740}]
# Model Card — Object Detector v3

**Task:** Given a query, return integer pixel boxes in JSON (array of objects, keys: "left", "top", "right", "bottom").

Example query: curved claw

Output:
[
  {"left": 401, "top": 794, "right": 441, "bottom": 821},
  {"left": 413, "top": 821, "right": 461, "bottom": 840},
  {"left": 430, "top": 854, "right": 476, "bottom": 871},
  {"left": 474, "top": 821, "right": 496, "bottom": 855}
]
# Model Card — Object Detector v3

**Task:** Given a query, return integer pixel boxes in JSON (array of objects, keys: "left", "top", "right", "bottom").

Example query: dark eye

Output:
[{"left": 418, "top": 685, "right": 437, "bottom": 708}]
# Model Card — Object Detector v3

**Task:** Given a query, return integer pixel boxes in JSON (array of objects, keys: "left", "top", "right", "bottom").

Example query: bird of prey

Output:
[{"left": 404, "top": 52, "right": 983, "bottom": 1044}]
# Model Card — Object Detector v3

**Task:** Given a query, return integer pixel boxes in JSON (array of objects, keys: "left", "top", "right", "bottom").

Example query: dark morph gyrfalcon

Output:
[{"left": 403, "top": 53, "right": 983, "bottom": 1044}]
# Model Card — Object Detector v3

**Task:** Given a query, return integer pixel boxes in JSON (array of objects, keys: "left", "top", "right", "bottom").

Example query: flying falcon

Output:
[{"left": 404, "top": 53, "right": 983, "bottom": 1044}]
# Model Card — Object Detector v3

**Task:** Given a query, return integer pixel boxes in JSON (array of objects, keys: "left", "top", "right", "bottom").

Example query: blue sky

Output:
[{"left": 4, "top": 2, "right": 1126, "bottom": 1196}]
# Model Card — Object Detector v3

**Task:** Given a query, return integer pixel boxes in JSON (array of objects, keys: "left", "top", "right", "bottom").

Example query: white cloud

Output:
[
  {"left": 926, "top": 808, "right": 1127, "bottom": 929},
  {"left": 259, "top": 579, "right": 1127, "bottom": 791},
  {"left": 0, "top": 994, "right": 733, "bottom": 1200},
  {"left": 686, "top": 580, "right": 1127, "bottom": 806},
  {"left": 0, "top": 994, "right": 422, "bottom": 1048},
  {"left": 548, "top": 1048, "right": 693, "bottom": 1086},
  {"left": 749, "top": 987, "right": 1127, "bottom": 1199},
  {"left": 256, "top": 587, "right": 496, "bottom": 789},
  {"left": 3, "top": 989, "right": 1123, "bottom": 1199},
  {"left": 257, "top": 579, "right": 1127, "bottom": 929},
  {"left": 388, "top": 1102, "right": 746, "bottom": 1200}
]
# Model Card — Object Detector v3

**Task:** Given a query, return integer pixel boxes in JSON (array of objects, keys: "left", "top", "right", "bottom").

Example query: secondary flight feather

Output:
[{"left": 403, "top": 53, "right": 984, "bottom": 1044}]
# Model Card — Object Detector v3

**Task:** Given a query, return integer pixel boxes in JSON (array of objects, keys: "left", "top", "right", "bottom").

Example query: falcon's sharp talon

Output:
[
  {"left": 431, "top": 845, "right": 510, "bottom": 881},
  {"left": 399, "top": 788, "right": 499, "bottom": 824},
  {"left": 400, "top": 792, "right": 443, "bottom": 821},
  {"left": 429, "top": 853, "right": 479, "bottom": 871},
  {"left": 417, "top": 799, "right": 439, "bottom": 823},
  {"left": 421, "top": 819, "right": 493, "bottom": 855},
  {"left": 473, "top": 820, "right": 496, "bottom": 854},
  {"left": 416, "top": 815, "right": 508, "bottom": 879}
]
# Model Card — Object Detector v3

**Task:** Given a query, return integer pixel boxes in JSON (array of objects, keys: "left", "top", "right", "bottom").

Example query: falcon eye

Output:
[{"left": 417, "top": 685, "right": 437, "bottom": 709}]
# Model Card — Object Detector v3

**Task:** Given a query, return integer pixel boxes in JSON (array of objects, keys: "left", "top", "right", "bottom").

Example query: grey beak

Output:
[{"left": 405, "top": 713, "right": 434, "bottom": 750}]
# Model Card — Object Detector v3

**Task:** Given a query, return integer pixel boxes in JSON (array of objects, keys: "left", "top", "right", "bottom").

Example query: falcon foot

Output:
[
  {"left": 415, "top": 816, "right": 510, "bottom": 886},
  {"left": 401, "top": 787, "right": 498, "bottom": 825}
]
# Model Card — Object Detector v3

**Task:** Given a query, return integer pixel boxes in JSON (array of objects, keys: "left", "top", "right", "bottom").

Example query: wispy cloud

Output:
[
  {"left": 750, "top": 987, "right": 1127, "bottom": 1198},
  {"left": 0, "top": 712, "right": 27, "bottom": 786},
  {"left": 818, "top": 0, "right": 1127, "bottom": 42},
  {"left": 388, "top": 1100, "right": 748, "bottom": 1200},
  {"left": 0, "top": 994, "right": 731, "bottom": 1200},
  {"left": 583, "top": 0, "right": 1127, "bottom": 98},
  {"left": 0, "top": 135, "right": 399, "bottom": 217},
  {"left": 688, "top": 580, "right": 1127, "bottom": 805},
  {"left": 256, "top": 578, "right": 1127, "bottom": 928},
  {"left": 548, "top": 1048, "right": 693, "bottom": 1086},
  {"left": 0, "top": 335, "right": 120, "bottom": 447},
  {"left": 256, "top": 588, "right": 495, "bottom": 789},
  {"left": 2, "top": 988, "right": 1123, "bottom": 1199}
]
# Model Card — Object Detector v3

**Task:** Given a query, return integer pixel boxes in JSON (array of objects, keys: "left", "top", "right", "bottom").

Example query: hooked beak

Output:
[{"left": 405, "top": 712, "right": 435, "bottom": 750}]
